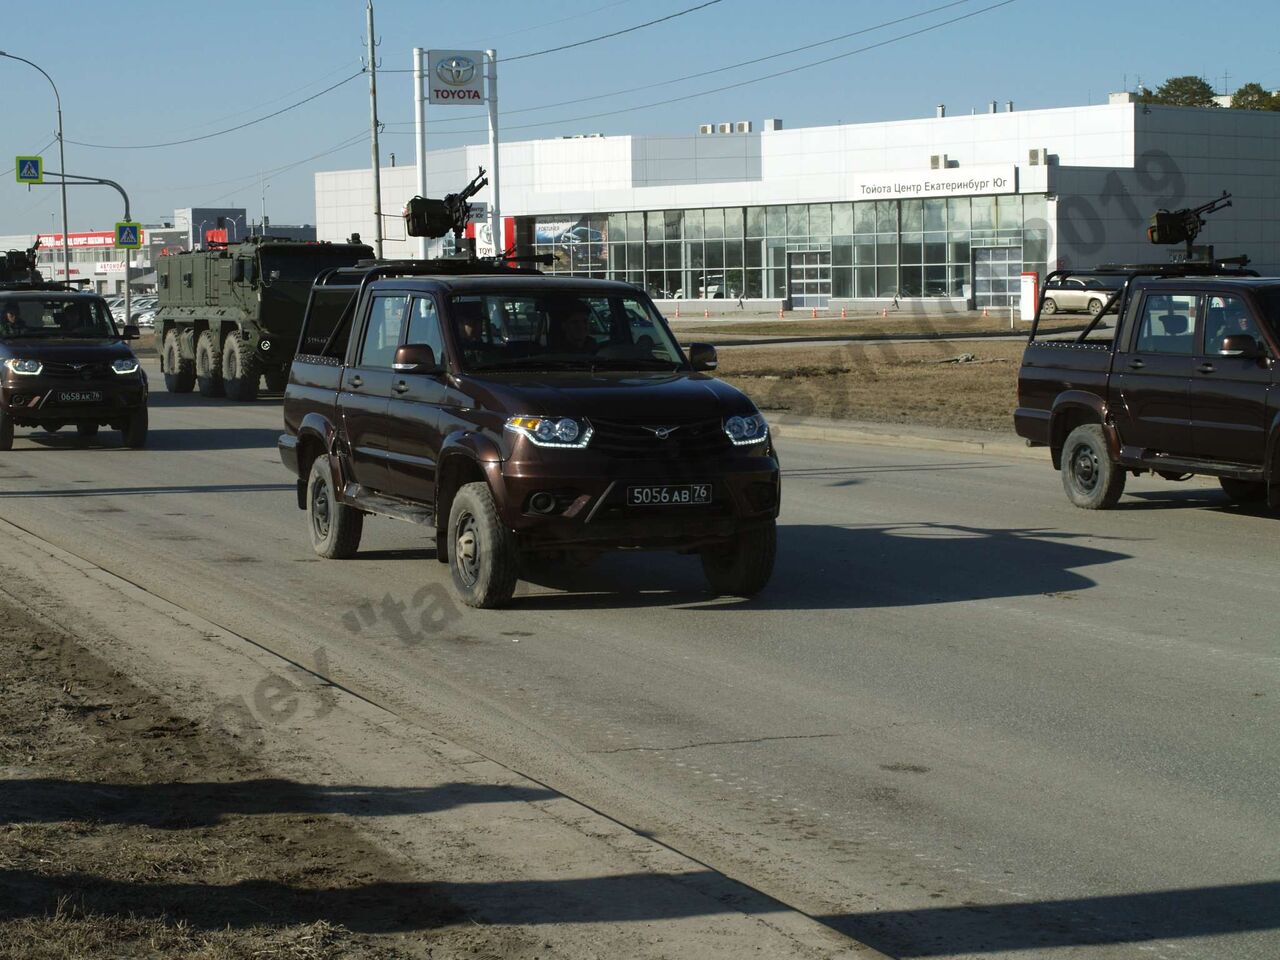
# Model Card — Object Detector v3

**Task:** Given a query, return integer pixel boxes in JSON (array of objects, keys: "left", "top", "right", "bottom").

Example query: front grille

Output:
[
  {"left": 589, "top": 418, "right": 730, "bottom": 460},
  {"left": 39, "top": 360, "right": 109, "bottom": 380}
]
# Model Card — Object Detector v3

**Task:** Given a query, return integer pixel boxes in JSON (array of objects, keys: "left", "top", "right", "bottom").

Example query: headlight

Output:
[
  {"left": 724, "top": 413, "right": 768, "bottom": 446},
  {"left": 5, "top": 359, "right": 43, "bottom": 376},
  {"left": 112, "top": 358, "right": 141, "bottom": 375},
  {"left": 505, "top": 416, "right": 593, "bottom": 448}
]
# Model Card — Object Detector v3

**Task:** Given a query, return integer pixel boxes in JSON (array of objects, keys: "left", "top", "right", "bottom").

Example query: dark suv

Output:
[
  {"left": 278, "top": 262, "right": 780, "bottom": 608},
  {"left": 0, "top": 286, "right": 147, "bottom": 451}
]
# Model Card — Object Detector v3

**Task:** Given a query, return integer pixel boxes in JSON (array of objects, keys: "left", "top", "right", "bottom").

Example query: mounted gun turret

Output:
[
  {"left": 0, "top": 239, "right": 43, "bottom": 287},
  {"left": 1147, "top": 191, "right": 1234, "bottom": 262},
  {"left": 402, "top": 167, "right": 489, "bottom": 255}
]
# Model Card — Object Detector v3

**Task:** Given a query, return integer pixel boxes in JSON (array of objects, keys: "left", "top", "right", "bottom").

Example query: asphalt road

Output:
[{"left": 1, "top": 363, "right": 1276, "bottom": 960}]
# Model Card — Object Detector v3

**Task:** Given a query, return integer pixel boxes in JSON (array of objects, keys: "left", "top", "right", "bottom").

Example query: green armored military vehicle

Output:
[{"left": 154, "top": 236, "right": 373, "bottom": 401}]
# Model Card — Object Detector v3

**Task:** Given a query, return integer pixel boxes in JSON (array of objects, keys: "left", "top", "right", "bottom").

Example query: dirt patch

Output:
[
  {"left": 0, "top": 594, "right": 535, "bottom": 960},
  {"left": 714, "top": 340, "right": 1024, "bottom": 433}
]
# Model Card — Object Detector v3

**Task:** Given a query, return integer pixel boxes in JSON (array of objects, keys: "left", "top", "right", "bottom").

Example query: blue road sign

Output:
[
  {"left": 115, "top": 222, "right": 142, "bottom": 249},
  {"left": 15, "top": 156, "right": 43, "bottom": 184}
]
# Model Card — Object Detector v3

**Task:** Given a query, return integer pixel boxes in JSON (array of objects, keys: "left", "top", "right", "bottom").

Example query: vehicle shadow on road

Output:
[
  {"left": 0, "top": 778, "right": 556, "bottom": 828},
  {"left": 17, "top": 427, "right": 282, "bottom": 453},
  {"left": 146, "top": 391, "right": 283, "bottom": 410},
  {"left": 1118, "top": 488, "right": 1278, "bottom": 518},
  {"left": 820, "top": 880, "right": 1280, "bottom": 957},
  {"left": 511, "top": 522, "right": 1134, "bottom": 611}
]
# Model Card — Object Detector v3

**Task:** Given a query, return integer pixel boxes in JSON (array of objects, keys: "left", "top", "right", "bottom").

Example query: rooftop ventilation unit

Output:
[
  {"left": 717, "top": 122, "right": 733, "bottom": 134},
  {"left": 735, "top": 120, "right": 752, "bottom": 133},
  {"left": 1028, "top": 147, "right": 1048, "bottom": 166},
  {"left": 930, "top": 154, "right": 949, "bottom": 170},
  {"left": 698, "top": 124, "right": 715, "bottom": 135},
  {"left": 763, "top": 118, "right": 783, "bottom": 131}
]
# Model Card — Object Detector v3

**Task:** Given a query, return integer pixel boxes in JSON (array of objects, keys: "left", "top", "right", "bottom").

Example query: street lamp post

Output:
[
  {"left": 0, "top": 51, "right": 71, "bottom": 286},
  {"left": 197, "top": 220, "right": 209, "bottom": 249}
]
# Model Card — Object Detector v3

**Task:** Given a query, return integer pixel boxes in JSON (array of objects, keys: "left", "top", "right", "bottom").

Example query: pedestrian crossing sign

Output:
[
  {"left": 115, "top": 221, "right": 142, "bottom": 249},
  {"left": 15, "top": 156, "right": 42, "bottom": 184}
]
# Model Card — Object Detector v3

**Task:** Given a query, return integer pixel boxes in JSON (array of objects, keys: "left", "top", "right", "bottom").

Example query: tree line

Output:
[{"left": 1139, "top": 76, "right": 1278, "bottom": 110}]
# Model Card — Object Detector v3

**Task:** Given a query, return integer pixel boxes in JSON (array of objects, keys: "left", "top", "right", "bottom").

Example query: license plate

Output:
[
  {"left": 57, "top": 391, "right": 102, "bottom": 403},
  {"left": 627, "top": 483, "right": 712, "bottom": 506}
]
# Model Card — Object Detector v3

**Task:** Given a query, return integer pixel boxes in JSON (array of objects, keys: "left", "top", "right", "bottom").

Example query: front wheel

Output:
[
  {"left": 448, "top": 481, "right": 518, "bottom": 609},
  {"left": 222, "top": 334, "right": 261, "bottom": 402},
  {"left": 1219, "top": 477, "right": 1267, "bottom": 503},
  {"left": 76, "top": 423, "right": 100, "bottom": 441},
  {"left": 307, "top": 456, "right": 363, "bottom": 559},
  {"left": 1061, "top": 424, "right": 1125, "bottom": 509},
  {"left": 1087, "top": 298, "right": 1104, "bottom": 316},
  {"left": 701, "top": 520, "right": 777, "bottom": 597},
  {"left": 122, "top": 407, "right": 148, "bottom": 449},
  {"left": 1041, "top": 298, "right": 1058, "bottom": 316}
]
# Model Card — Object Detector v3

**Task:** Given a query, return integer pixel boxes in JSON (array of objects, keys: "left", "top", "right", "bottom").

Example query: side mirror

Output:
[
  {"left": 122, "top": 324, "right": 140, "bottom": 340},
  {"left": 688, "top": 342, "right": 718, "bottom": 372},
  {"left": 1220, "top": 334, "right": 1262, "bottom": 359},
  {"left": 393, "top": 343, "right": 444, "bottom": 374}
]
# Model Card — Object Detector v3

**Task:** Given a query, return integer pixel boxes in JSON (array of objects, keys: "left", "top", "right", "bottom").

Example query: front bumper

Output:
[
  {"left": 494, "top": 448, "right": 781, "bottom": 549},
  {"left": 1, "top": 375, "right": 147, "bottom": 425}
]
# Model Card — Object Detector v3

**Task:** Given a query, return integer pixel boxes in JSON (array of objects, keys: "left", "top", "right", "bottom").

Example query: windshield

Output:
[
  {"left": 261, "top": 248, "right": 370, "bottom": 283},
  {"left": 0, "top": 297, "right": 118, "bottom": 340},
  {"left": 448, "top": 291, "right": 685, "bottom": 373}
]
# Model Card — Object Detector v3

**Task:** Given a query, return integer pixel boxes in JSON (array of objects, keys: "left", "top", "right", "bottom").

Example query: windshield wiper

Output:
[{"left": 588, "top": 357, "right": 681, "bottom": 371}]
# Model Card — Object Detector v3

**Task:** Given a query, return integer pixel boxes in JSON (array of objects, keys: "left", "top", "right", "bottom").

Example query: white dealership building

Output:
[{"left": 315, "top": 95, "right": 1280, "bottom": 312}]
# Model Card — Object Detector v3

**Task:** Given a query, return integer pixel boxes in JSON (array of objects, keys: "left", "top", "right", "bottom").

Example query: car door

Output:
[
  {"left": 337, "top": 292, "right": 407, "bottom": 492},
  {"left": 382, "top": 294, "right": 451, "bottom": 502},
  {"left": 1191, "top": 292, "right": 1273, "bottom": 465},
  {"left": 1110, "top": 291, "right": 1198, "bottom": 457}
]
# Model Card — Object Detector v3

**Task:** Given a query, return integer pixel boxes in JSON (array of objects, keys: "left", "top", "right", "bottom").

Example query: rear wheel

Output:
[
  {"left": 1087, "top": 298, "right": 1104, "bottom": 316},
  {"left": 76, "top": 423, "right": 99, "bottom": 441},
  {"left": 448, "top": 481, "right": 518, "bottom": 609},
  {"left": 0, "top": 410, "right": 12, "bottom": 451},
  {"left": 1061, "top": 424, "right": 1125, "bottom": 509},
  {"left": 701, "top": 520, "right": 777, "bottom": 597},
  {"left": 122, "top": 407, "right": 148, "bottom": 449},
  {"left": 195, "top": 330, "right": 224, "bottom": 397},
  {"left": 1219, "top": 477, "right": 1267, "bottom": 503},
  {"left": 163, "top": 330, "right": 196, "bottom": 393},
  {"left": 308, "top": 455, "right": 363, "bottom": 559},
  {"left": 222, "top": 334, "right": 260, "bottom": 402},
  {"left": 1041, "top": 298, "right": 1058, "bottom": 315}
]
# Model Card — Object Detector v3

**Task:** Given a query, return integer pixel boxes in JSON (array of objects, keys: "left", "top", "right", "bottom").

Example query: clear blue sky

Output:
[{"left": 3, "top": 0, "right": 1278, "bottom": 237}]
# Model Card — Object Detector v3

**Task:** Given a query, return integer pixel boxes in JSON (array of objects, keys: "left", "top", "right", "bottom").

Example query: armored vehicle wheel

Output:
[
  {"left": 307, "top": 456, "right": 363, "bottom": 559},
  {"left": 1219, "top": 477, "right": 1267, "bottom": 503},
  {"left": 448, "top": 481, "right": 518, "bottom": 609},
  {"left": 701, "top": 520, "right": 777, "bottom": 598},
  {"left": 195, "top": 331, "right": 225, "bottom": 397},
  {"left": 76, "top": 423, "right": 99, "bottom": 441},
  {"left": 162, "top": 331, "right": 196, "bottom": 393},
  {"left": 1061, "top": 424, "right": 1125, "bottom": 509},
  {"left": 265, "top": 369, "right": 289, "bottom": 393},
  {"left": 122, "top": 407, "right": 148, "bottom": 449},
  {"left": 222, "top": 335, "right": 260, "bottom": 402},
  {"left": 1087, "top": 298, "right": 1104, "bottom": 316},
  {"left": 1041, "top": 298, "right": 1058, "bottom": 315},
  {"left": 0, "top": 410, "right": 12, "bottom": 451}
]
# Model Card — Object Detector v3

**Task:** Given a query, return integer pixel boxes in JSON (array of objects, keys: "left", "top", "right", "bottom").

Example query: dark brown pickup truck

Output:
[
  {"left": 278, "top": 261, "right": 781, "bottom": 608},
  {"left": 1015, "top": 264, "right": 1280, "bottom": 510}
]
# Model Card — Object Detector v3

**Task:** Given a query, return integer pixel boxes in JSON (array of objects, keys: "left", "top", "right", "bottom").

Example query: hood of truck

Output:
[{"left": 0, "top": 338, "right": 136, "bottom": 364}]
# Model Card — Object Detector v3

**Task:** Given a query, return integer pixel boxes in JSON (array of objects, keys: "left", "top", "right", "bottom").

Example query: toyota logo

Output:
[{"left": 436, "top": 56, "right": 476, "bottom": 86}]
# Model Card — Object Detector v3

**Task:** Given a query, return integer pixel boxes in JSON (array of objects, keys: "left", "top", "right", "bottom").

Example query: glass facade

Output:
[{"left": 522, "top": 195, "right": 1048, "bottom": 307}]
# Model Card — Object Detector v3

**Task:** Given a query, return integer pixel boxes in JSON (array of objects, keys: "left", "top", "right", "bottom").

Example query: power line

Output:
[
  {"left": 383, "top": 0, "right": 977, "bottom": 128},
  {"left": 490, "top": 0, "right": 638, "bottom": 40},
  {"left": 384, "top": 0, "right": 1019, "bottom": 140},
  {"left": 194, "top": 130, "right": 371, "bottom": 208},
  {"left": 67, "top": 71, "right": 364, "bottom": 150},
  {"left": 502, "top": 0, "right": 723, "bottom": 62},
  {"left": 2, "top": 138, "right": 57, "bottom": 177}
]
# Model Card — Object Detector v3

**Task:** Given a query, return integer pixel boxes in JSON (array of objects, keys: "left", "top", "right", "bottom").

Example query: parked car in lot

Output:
[
  {"left": 1040, "top": 275, "right": 1123, "bottom": 316},
  {"left": 0, "top": 285, "right": 148, "bottom": 450},
  {"left": 278, "top": 261, "right": 781, "bottom": 608},
  {"left": 1015, "top": 264, "right": 1278, "bottom": 510}
]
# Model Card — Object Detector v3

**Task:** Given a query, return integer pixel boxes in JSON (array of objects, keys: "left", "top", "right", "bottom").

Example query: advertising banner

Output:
[
  {"left": 533, "top": 215, "right": 608, "bottom": 269},
  {"left": 428, "top": 50, "right": 485, "bottom": 105}
]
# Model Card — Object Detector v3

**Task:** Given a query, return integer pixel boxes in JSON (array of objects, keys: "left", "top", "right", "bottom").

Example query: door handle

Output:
[
  {"left": 1127, "top": 359, "right": 1145, "bottom": 370},
  {"left": 1197, "top": 362, "right": 1215, "bottom": 374},
  {"left": 392, "top": 381, "right": 410, "bottom": 394},
  {"left": 349, "top": 375, "right": 363, "bottom": 389}
]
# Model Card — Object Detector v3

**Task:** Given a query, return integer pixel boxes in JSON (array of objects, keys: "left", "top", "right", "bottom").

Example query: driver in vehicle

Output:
[
  {"left": 552, "top": 300, "right": 597, "bottom": 354},
  {"left": 1, "top": 304, "right": 21, "bottom": 335}
]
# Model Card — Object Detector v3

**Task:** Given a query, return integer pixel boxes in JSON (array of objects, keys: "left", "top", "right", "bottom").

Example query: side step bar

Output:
[
  {"left": 1119, "top": 447, "right": 1265, "bottom": 481},
  {"left": 342, "top": 483, "right": 436, "bottom": 528}
]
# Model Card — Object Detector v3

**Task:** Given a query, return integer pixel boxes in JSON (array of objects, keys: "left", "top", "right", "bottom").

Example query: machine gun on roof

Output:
[
  {"left": 402, "top": 167, "right": 489, "bottom": 254},
  {"left": 1147, "top": 191, "right": 1234, "bottom": 262},
  {"left": 0, "top": 237, "right": 43, "bottom": 287}
]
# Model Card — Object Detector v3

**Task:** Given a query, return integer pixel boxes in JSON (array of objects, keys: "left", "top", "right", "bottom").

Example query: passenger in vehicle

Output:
[{"left": 1, "top": 304, "right": 20, "bottom": 335}]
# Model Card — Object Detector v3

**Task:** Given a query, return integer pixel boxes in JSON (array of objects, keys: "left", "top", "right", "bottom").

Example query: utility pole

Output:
[
  {"left": 413, "top": 47, "right": 428, "bottom": 260},
  {"left": 486, "top": 49, "right": 501, "bottom": 259},
  {"left": 366, "top": 0, "right": 384, "bottom": 258}
]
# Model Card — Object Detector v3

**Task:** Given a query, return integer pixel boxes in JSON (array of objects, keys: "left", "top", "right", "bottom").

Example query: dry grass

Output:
[{"left": 714, "top": 340, "right": 1024, "bottom": 433}]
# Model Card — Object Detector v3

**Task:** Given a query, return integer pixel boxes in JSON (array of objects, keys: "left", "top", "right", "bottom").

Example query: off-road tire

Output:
[
  {"left": 1219, "top": 477, "right": 1267, "bottom": 503},
  {"left": 76, "top": 423, "right": 99, "bottom": 441},
  {"left": 307, "top": 456, "right": 363, "bottom": 559},
  {"left": 1087, "top": 298, "right": 1104, "bottom": 316},
  {"left": 195, "top": 330, "right": 224, "bottom": 397},
  {"left": 162, "top": 331, "right": 196, "bottom": 393},
  {"left": 448, "top": 481, "right": 518, "bottom": 609},
  {"left": 701, "top": 520, "right": 777, "bottom": 598},
  {"left": 122, "top": 407, "right": 148, "bottom": 449},
  {"left": 0, "top": 410, "right": 13, "bottom": 451},
  {"left": 1061, "top": 424, "right": 1125, "bottom": 509},
  {"left": 264, "top": 368, "right": 289, "bottom": 393},
  {"left": 1042, "top": 298, "right": 1058, "bottom": 315},
  {"left": 222, "top": 334, "right": 261, "bottom": 402}
]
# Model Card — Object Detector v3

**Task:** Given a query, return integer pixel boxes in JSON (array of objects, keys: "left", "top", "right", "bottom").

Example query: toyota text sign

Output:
[{"left": 428, "top": 49, "right": 485, "bottom": 105}]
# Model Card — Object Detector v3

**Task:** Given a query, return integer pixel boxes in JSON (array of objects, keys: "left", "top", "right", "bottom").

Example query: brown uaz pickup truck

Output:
[
  {"left": 278, "top": 261, "right": 781, "bottom": 608},
  {"left": 1015, "top": 263, "right": 1280, "bottom": 510}
]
